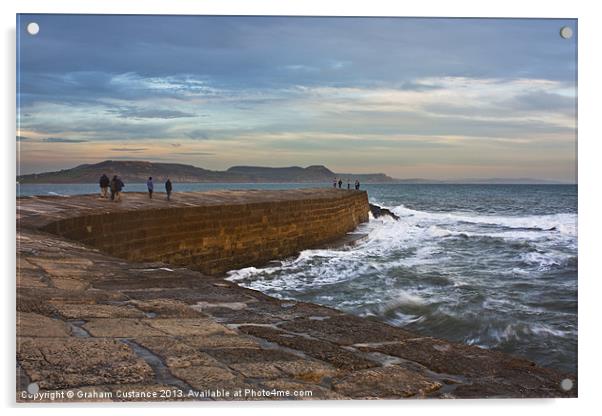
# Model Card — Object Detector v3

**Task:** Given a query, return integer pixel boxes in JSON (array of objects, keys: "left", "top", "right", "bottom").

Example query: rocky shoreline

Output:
[{"left": 16, "top": 191, "right": 577, "bottom": 401}]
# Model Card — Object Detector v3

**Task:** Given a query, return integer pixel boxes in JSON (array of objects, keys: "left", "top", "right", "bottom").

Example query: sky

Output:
[{"left": 17, "top": 15, "right": 577, "bottom": 181}]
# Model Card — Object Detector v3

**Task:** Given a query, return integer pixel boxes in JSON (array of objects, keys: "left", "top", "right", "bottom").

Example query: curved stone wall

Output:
[{"left": 39, "top": 190, "right": 369, "bottom": 275}]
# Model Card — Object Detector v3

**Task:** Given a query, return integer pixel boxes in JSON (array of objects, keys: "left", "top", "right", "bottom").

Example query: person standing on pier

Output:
[
  {"left": 99, "top": 173, "right": 110, "bottom": 198},
  {"left": 147, "top": 176, "right": 154, "bottom": 199},
  {"left": 165, "top": 178, "right": 173, "bottom": 201},
  {"left": 333, "top": 178, "right": 337, "bottom": 188},
  {"left": 113, "top": 176, "right": 124, "bottom": 202},
  {"left": 109, "top": 175, "right": 117, "bottom": 201},
  {"left": 338, "top": 179, "right": 343, "bottom": 189},
  {"left": 355, "top": 180, "right": 360, "bottom": 190}
]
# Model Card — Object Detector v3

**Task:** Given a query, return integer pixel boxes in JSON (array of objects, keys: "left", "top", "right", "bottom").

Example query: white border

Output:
[{"left": 3, "top": 1, "right": 600, "bottom": 415}]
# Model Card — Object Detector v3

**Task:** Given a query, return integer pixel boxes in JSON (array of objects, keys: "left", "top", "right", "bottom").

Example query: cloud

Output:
[
  {"left": 398, "top": 81, "right": 444, "bottom": 91},
  {"left": 19, "top": 76, "right": 575, "bottom": 145},
  {"left": 504, "top": 90, "right": 576, "bottom": 112},
  {"left": 43, "top": 137, "right": 87, "bottom": 143},
  {"left": 110, "top": 147, "right": 148, "bottom": 152},
  {"left": 17, "top": 16, "right": 577, "bottom": 110},
  {"left": 103, "top": 156, "right": 142, "bottom": 161},
  {"left": 108, "top": 106, "right": 195, "bottom": 119},
  {"left": 185, "top": 130, "right": 211, "bottom": 140},
  {"left": 171, "top": 151, "right": 215, "bottom": 156},
  {"left": 17, "top": 16, "right": 577, "bottom": 87},
  {"left": 281, "top": 64, "right": 319, "bottom": 72}
]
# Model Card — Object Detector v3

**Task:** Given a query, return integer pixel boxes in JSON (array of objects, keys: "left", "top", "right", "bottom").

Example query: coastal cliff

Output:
[
  {"left": 17, "top": 160, "right": 396, "bottom": 184},
  {"left": 16, "top": 190, "right": 576, "bottom": 401}
]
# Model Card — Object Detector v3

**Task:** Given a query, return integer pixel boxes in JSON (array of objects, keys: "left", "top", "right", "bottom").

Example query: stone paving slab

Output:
[
  {"left": 17, "top": 337, "right": 154, "bottom": 389},
  {"left": 17, "top": 313, "right": 72, "bottom": 338}
]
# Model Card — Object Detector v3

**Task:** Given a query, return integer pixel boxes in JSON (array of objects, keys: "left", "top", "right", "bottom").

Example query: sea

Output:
[{"left": 18, "top": 182, "right": 578, "bottom": 374}]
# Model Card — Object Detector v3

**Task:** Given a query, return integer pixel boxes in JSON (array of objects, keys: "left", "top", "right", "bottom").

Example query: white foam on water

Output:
[
  {"left": 484, "top": 322, "right": 573, "bottom": 344},
  {"left": 228, "top": 203, "right": 577, "bottom": 291},
  {"left": 226, "top": 266, "right": 272, "bottom": 282},
  {"left": 391, "top": 204, "right": 576, "bottom": 237},
  {"left": 529, "top": 323, "right": 572, "bottom": 338},
  {"left": 379, "top": 290, "right": 427, "bottom": 314},
  {"left": 520, "top": 251, "right": 570, "bottom": 271},
  {"left": 510, "top": 267, "right": 531, "bottom": 275}
]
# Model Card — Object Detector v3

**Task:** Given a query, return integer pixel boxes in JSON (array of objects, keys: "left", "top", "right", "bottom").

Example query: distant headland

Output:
[
  {"left": 16, "top": 160, "right": 571, "bottom": 185},
  {"left": 16, "top": 160, "right": 395, "bottom": 184}
]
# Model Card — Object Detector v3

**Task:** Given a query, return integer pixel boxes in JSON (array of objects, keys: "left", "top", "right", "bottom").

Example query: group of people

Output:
[
  {"left": 98, "top": 174, "right": 173, "bottom": 202},
  {"left": 333, "top": 178, "right": 361, "bottom": 190},
  {"left": 99, "top": 174, "right": 125, "bottom": 201}
]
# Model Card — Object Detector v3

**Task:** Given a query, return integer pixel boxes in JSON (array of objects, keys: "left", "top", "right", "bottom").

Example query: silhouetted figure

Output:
[
  {"left": 165, "top": 178, "right": 173, "bottom": 201},
  {"left": 355, "top": 180, "right": 360, "bottom": 190},
  {"left": 347, "top": 181, "right": 350, "bottom": 190},
  {"left": 109, "top": 175, "right": 117, "bottom": 201},
  {"left": 333, "top": 178, "right": 337, "bottom": 188},
  {"left": 99, "top": 174, "right": 110, "bottom": 198},
  {"left": 111, "top": 176, "right": 124, "bottom": 202},
  {"left": 147, "top": 176, "right": 154, "bottom": 199},
  {"left": 338, "top": 179, "right": 342, "bottom": 189}
]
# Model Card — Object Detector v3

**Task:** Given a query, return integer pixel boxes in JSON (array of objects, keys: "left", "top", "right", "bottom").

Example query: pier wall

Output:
[{"left": 39, "top": 190, "right": 369, "bottom": 275}]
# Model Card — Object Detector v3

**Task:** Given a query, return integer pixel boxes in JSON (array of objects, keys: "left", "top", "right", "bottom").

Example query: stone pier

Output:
[
  {"left": 16, "top": 189, "right": 576, "bottom": 401},
  {"left": 22, "top": 189, "right": 369, "bottom": 275}
]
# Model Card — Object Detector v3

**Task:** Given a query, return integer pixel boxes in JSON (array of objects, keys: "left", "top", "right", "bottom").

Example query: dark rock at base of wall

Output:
[{"left": 369, "top": 203, "right": 400, "bottom": 220}]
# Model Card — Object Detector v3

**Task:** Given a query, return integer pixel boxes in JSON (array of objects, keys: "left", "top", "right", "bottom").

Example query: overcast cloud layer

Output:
[{"left": 17, "top": 15, "right": 577, "bottom": 181}]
